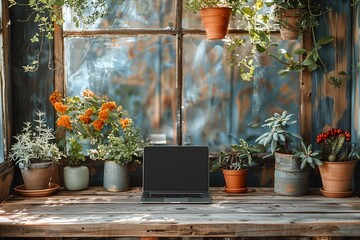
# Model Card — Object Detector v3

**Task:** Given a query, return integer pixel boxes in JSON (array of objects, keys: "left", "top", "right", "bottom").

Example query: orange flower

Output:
[
  {"left": 82, "top": 89, "right": 94, "bottom": 97},
  {"left": 79, "top": 115, "right": 91, "bottom": 124},
  {"left": 49, "top": 90, "right": 62, "bottom": 106},
  {"left": 54, "top": 102, "right": 68, "bottom": 114},
  {"left": 93, "top": 119, "right": 105, "bottom": 130},
  {"left": 84, "top": 108, "right": 93, "bottom": 118},
  {"left": 120, "top": 117, "right": 132, "bottom": 129},
  {"left": 101, "top": 101, "right": 117, "bottom": 111},
  {"left": 98, "top": 109, "right": 109, "bottom": 121},
  {"left": 57, "top": 115, "right": 72, "bottom": 130}
]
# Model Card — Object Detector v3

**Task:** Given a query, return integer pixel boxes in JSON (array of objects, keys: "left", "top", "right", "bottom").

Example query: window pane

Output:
[
  {"left": 182, "top": 36, "right": 300, "bottom": 151},
  {"left": 63, "top": 0, "right": 176, "bottom": 30},
  {"left": 65, "top": 36, "right": 177, "bottom": 144}
]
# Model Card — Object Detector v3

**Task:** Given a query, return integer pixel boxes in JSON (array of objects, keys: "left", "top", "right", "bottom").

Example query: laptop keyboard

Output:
[{"left": 149, "top": 193, "right": 203, "bottom": 198}]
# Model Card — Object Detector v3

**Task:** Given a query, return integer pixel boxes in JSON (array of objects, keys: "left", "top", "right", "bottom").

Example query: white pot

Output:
[{"left": 63, "top": 165, "right": 89, "bottom": 191}]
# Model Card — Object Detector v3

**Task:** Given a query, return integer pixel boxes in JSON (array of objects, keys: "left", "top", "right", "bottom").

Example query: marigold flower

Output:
[
  {"left": 79, "top": 115, "right": 91, "bottom": 124},
  {"left": 49, "top": 90, "right": 62, "bottom": 106},
  {"left": 84, "top": 108, "right": 93, "bottom": 118},
  {"left": 54, "top": 102, "right": 68, "bottom": 114},
  {"left": 57, "top": 115, "right": 72, "bottom": 130},
  {"left": 82, "top": 89, "right": 94, "bottom": 97},
  {"left": 120, "top": 117, "right": 132, "bottom": 129},
  {"left": 93, "top": 119, "right": 105, "bottom": 130},
  {"left": 98, "top": 109, "right": 109, "bottom": 121},
  {"left": 101, "top": 101, "right": 117, "bottom": 111}
]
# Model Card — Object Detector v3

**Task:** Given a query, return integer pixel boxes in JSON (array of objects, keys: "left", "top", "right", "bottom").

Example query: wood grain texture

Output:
[{"left": 1, "top": 187, "right": 360, "bottom": 238}]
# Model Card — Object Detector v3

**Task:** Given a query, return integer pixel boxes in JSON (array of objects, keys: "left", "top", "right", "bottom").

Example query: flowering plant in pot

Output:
[
  {"left": 255, "top": 111, "right": 309, "bottom": 196},
  {"left": 211, "top": 138, "right": 265, "bottom": 193},
  {"left": 49, "top": 89, "right": 126, "bottom": 190},
  {"left": 89, "top": 115, "right": 146, "bottom": 192},
  {"left": 316, "top": 127, "right": 360, "bottom": 197},
  {"left": 9, "top": 110, "right": 64, "bottom": 190}
]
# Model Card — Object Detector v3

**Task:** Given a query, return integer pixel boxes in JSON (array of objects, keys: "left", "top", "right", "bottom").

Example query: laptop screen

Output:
[{"left": 143, "top": 146, "right": 209, "bottom": 191}]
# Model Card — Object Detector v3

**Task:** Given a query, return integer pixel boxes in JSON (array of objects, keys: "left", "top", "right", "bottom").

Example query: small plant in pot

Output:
[
  {"left": 89, "top": 120, "right": 146, "bottom": 192},
  {"left": 211, "top": 138, "right": 265, "bottom": 193},
  {"left": 255, "top": 111, "right": 308, "bottom": 196},
  {"left": 9, "top": 110, "right": 64, "bottom": 190},
  {"left": 185, "top": 0, "right": 237, "bottom": 40},
  {"left": 266, "top": 0, "right": 324, "bottom": 40},
  {"left": 315, "top": 127, "right": 360, "bottom": 197}
]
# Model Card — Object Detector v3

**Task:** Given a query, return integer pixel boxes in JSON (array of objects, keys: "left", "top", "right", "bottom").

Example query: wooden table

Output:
[{"left": 0, "top": 187, "right": 360, "bottom": 239}]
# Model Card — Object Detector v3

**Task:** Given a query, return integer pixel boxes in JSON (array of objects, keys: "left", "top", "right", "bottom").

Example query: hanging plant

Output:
[{"left": 9, "top": 0, "right": 124, "bottom": 72}]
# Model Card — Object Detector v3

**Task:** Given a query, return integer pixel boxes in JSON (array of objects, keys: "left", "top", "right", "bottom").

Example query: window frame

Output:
[{"left": 54, "top": 0, "right": 311, "bottom": 146}]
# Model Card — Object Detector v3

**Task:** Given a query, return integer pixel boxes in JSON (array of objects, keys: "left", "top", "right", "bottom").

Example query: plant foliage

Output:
[{"left": 9, "top": 110, "right": 64, "bottom": 169}]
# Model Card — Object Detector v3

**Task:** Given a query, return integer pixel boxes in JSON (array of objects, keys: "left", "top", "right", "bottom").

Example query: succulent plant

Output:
[
  {"left": 294, "top": 142, "right": 323, "bottom": 169},
  {"left": 255, "top": 111, "right": 302, "bottom": 156},
  {"left": 211, "top": 138, "right": 265, "bottom": 171}
]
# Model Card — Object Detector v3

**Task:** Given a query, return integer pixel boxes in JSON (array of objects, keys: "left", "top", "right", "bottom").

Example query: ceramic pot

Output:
[
  {"left": 274, "top": 152, "right": 308, "bottom": 196},
  {"left": 318, "top": 160, "right": 357, "bottom": 194},
  {"left": 20, "top": 162, "right": 54, "bottom": 190},
  {"left": 222, "top": 168, "right": 248, "bottom": 193},
  {"left": 103, "top": 161, "right": 130, "bottom": 192},
  {"left": 63, "top": 165, "right": 89, "bottom": 191},
  {"left": 279, "top": 8, "right": 304, "bottom": 40},
  {"left": 200, "top": 7, "right": 232, "bottom": 40}
]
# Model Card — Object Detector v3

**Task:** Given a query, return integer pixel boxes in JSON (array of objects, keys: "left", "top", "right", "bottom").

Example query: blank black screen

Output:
[{"left": 143, "top": 146, "right": 209, "bottom": 191}]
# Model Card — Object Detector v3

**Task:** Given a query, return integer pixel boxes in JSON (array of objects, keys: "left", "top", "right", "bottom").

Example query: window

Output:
[{"left": 61, "top": 0, "right": 300, "bottom": 152}]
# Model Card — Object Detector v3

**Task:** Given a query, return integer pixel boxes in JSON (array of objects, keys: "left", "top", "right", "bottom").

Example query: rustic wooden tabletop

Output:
[{"left": 0, "top": 187, "right": 360, "bottom": 239}]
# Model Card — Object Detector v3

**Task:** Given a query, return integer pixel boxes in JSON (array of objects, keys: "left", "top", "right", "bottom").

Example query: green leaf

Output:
[
  {"left": 317, "top": 36, "right": 334, "bottom": 45},
  {"left": 293, "top": 48, "right": 307, "bottom": 55},
  {"left": 256, "top": 44, "right": 266, "bottom": 53},
  {"left": 307, "top": 63, "right": 318, "bottom": 71}
]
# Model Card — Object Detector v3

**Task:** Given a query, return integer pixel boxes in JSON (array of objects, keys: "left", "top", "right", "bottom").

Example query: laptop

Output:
[{"left": 140, "top": 145, "right": 211, "bottom": 203}]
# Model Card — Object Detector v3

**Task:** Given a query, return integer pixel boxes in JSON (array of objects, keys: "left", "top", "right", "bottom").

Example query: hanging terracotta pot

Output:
[
  {"left": 318, "top": 160, "right": 357, "bottom": 197},
  {"left": 278, "top": 8, "right": 304, "bottom": 40},
  {"left": 200, "top": 7, "right": 232, "bottom": 40},
  {"left": 103, "top": 161, "right": 130, "bottom": 192},
  {"left": 222, "top": 168, "right": 248, "bottom": 193},
  {"left": 274, "top": 152, "right": 309, "bottom": 196}
]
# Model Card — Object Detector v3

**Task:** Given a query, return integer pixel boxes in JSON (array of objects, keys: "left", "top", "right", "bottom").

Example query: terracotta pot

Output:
[
  {"left": 278, "top": 8, "right": 304, "bottom": 40},
  {"left": 222, "top": 168, "right": 247, "bottom": 193},
  {"left": 20, "top": 162, "right": 54, "bottom": 190},
  {"left": 274, "top": 152, "right": 308, "bottom": 196},
  {"left": 200, "top": 7, "right": 232, "bottom": 40},
  {"left": 318, "top": 160, "right": 357, "bottom": 193}
]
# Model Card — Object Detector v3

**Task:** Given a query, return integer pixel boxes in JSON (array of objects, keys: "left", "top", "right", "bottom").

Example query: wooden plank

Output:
[
  {"left": 1, "top": 213, "right": 360, "bottom": 237},
  {"left": 1, "top": 188, "right": 360, "bottom": 238}
]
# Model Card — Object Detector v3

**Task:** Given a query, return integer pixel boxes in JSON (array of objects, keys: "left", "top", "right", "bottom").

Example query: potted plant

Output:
[
  {"left": 185, "top": 0, "right": 237, "bottom": 40},
  {"left": 9, "top": 110, "right": 64, "bottom": 190},
  {"left": 89, "top": 120, "right": 146, "bottom": 192},
  {"left": 255, "top": 111, "right": 308, "bottom": 196},
  {"left": 211, "top": 138, "right": 265, "bottom": 193},
  {"left": 266, "top": 0, "right": 308, "bottom": 40},
  {"left": 316, "top": 127, "right": 360, "bottom": 198},
  {"left": 49, "top": 89, "right": 123, "bottom": 190}
]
